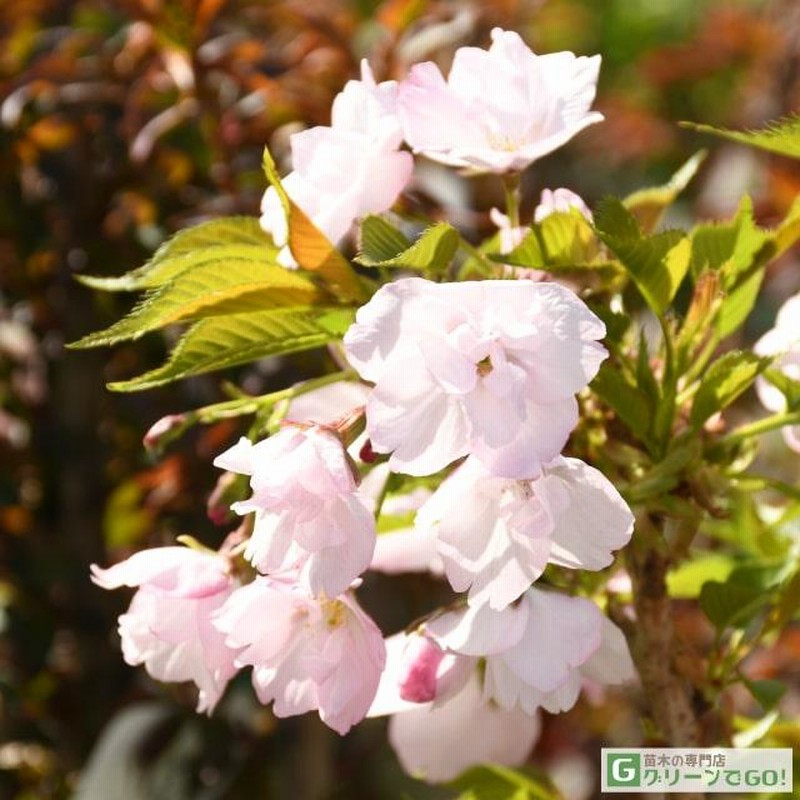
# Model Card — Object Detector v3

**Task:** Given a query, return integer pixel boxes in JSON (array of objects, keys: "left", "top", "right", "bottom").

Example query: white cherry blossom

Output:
[
  {"left": 214, "top": 427, "right": 375, "bottom": 597},
  {"left": 91, "top": 547, "right": 238, "bottom": 714},
  {"left": 214, "top": 577, "right": 385, "bottom": 735},
  {"left": 417, "top": 455, "right": 633, "bottom": 609},
  {"left": 398, "top": 28, "right": 602, "bottom": 173},
  {"left": 344, "top": 277, "right": 607, "bottom": 477}
]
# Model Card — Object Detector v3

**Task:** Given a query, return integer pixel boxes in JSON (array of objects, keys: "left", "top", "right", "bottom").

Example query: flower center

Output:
[
  {"left": 322, "top": 599, "right": 347, "bottom": 630},
  {"left": 476, "top": 356, "right": 493, "bottom": 377},
  {"left": 485, "top": 130, "right": 522, "bottom": 152}
]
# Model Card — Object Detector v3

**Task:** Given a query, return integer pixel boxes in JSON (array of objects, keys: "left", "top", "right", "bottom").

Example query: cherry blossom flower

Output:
[
  {"left": 388, "top": 672, "right": 540, "bottom": 782},
  {"left": 91, "top": 547, "right": 238, "bottom": 714},
  {"left": 534, "top": 187, "right": 593, "bottom": 223},
  {"left": 343, "top": 277, "right": 607, "bottom": 477},
  {"left": 260, "top": 61, "right": 413, "bottom": 266},
  {"left": 754, "top": 291, "right": 800, "bottom": 452},
  {"left": 416, "top": 456, "right": 634, "bottom": 609},
  {"left": 213, "top": 427, "right": 375, "bottom": 598},
  {"left": 426, "top": 588, "right": 633, "bottom": 714},
  {"left": 398, "top": 28, "right": 602, "bottom": 173},
  {"left": 369, "top": 632, "right": 538, "bottom": 782},
  {"left": 214, "top": 577, "right": 385, "bottom": 735}
]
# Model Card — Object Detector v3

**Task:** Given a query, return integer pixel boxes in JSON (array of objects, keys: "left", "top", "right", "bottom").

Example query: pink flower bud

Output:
[
  {"left": 398, "top": 635, "right": 445, "bottom": 703},
  {"left": 143, "top": 414, "right": 187, "bottom": 452}
]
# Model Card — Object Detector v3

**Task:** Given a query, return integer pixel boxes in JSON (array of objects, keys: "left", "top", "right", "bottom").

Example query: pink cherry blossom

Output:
[
  {"left": 343, "top": 277, "right": 607, "bottom": 477},
  {"left": 426, "top": 589, "right": 629, "bottom": 715},
  {"left": 398, "top": 28, "right": 602, "bottom": 173},
  {"left": 388, "top": 671, "right": 540, "bottom": 782},
  {"left": 534, "top": 187, "right": 593, "bottom": 223},
  {"left": 754, "top": 292, "right": 800, "bottom": 452},
  {"left": 91, "top": 547, "right": 238, "bottom": 714},
  {"left": 416, "top": 455, "right": 633, "bottom": 609},
  {"left": 369, "top": 632, "right": 538, "bottom": 782},
  {"left": 213, "top": 427, "right": 375, "bottom": 598},
  {"left": 260, "top": 61, "right": 413, "bottom": 266},
  {"left": 213, "top": 577, "right": 385, "bottom": 735}
]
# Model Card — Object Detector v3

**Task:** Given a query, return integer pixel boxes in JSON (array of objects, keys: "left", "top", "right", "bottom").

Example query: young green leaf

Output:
[
  {"left": 356, "top": 215, "right": 411, "bottom": 264},
  {"left": 70, "top": 259, "right": 323, "bottom": 348},
  {"left": 689, "top": 197, "right": 772, "bottom": 338},
  {"left": 681, "top": 114, "right": 800, "bottom": 160},
  {"left": 77, "top": 217, "right": 274, "bottom": 291},
  {"left": 499, "top": 210, "right": 600, "bottom": 270},
  {"left": 624, "top": 150, "right": 706, "bottom": 232},
  {"left": 594, "top": 198, "right": 691, "bottom": 316},
  {"left": 355, "top": 221, "right": 458, "bottom": 271},
  {"left": 690, "top": 350, "right": 769, "bottom": 428},
  {"left": 109, "top": 306, "right": 354, "bottom": 392}
]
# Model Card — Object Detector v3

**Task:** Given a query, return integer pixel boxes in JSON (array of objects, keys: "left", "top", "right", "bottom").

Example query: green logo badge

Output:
[{"left": 607, "top": 753, "right": 641, "bottom": 787}]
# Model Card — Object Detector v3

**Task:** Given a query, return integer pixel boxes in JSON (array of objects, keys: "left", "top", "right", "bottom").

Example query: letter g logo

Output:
[{"left": 607, "top": 753, "right": 641, "bottom": 787}]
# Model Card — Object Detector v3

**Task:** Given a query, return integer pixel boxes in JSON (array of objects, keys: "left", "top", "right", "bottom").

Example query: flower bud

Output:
[
  {"left": 143, "top": 414, "right": 188, "bottom": 453},
  {"left": 398, "top": 634, "right": 445, "bottom": 703}
]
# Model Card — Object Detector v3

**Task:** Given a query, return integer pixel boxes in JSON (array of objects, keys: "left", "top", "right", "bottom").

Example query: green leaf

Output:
[
  {"left": 262, "top": 147, "right": 366, "bottom": 302},
  {"left": 774, "top": 196, "right": 800, "bottom": 257},
  {"left": 699, "top": 579, "right": 767, "bottom": 630},
  {"left": 743, "top": 678, "right": 786, "bottom": 711},
  {"left": 356, "top": 215, "right": 411, "bottom": 264},
  {"left": 690, "top": 350, "right": 769, "bottom": 428},
  {"left": 624, "top": 150, "right": 706, "bottom": 232},
  {"left": 594, "top": 198, "right": 691, "bottom": 316},
  {"left": 77, "top": 217, "right": 274, "bottom": 291},
  {"left": 591, "top": 363, "right": 653, "bottom": 445},
  {"left": 109, "top": 306, "right": 354, "bottom": 392},
  {"left": 681, "top": 115, "right": 800, "bottom": 160},
  {"left": 667, "top": 553, "right": 736, "bottom": 599},
  {"left": 450, "top": 765, "right": 562, "bottom": 800},
  {"left": 356, "top": 221, "right": 459, "bottom": 272},
  {"left": 499, "top": 210, "right": 600, "bottom": 270},
  {"left": 71, "top": 258, "right": 323, "bottom": 348}
]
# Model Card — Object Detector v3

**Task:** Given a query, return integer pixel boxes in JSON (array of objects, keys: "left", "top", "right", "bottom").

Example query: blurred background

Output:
[{"left": 1, "top": 1, "right": 799, "bottom": 798}]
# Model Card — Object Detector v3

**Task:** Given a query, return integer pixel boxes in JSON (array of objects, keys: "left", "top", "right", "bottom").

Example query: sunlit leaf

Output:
[
  {"left": 77, "top": 217, "right": 273, "bottom": 291},
  {"left": 356, "top": 220, "right": 458, "bottom": 271},
  {"left": 681, "top": 115, "right": 800, "bottom": 160},
  {"left": 594, "top": 198, "right": 690, "bottom": 316},
  {"left": 624, "top": 150, "right": 706, "bottom": 231},
  {"left": 689, "top": 197, "right": 772, "bottom": 337},
  {"left": 667, "top": 553, "right": 736, "bottom": 599},
  {"left": 71, "top": 259, "right": 322, "bottom": 348},
  {"left": 690, "top": 350, "right": 769, "bottom": 428},
  {"left": 356, "top": 215, "right": 411, "bottom": 264},
  {"left": 498, "top": 210, "right": 601, "bottom": 270},
  {"left": 109, "top": 306, "right": 354, "bottom": 392}
]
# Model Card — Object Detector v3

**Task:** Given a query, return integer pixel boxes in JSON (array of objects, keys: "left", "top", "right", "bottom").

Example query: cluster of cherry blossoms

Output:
[{"left": 92, "top": 28, "right": 639, "bottom": 781}]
